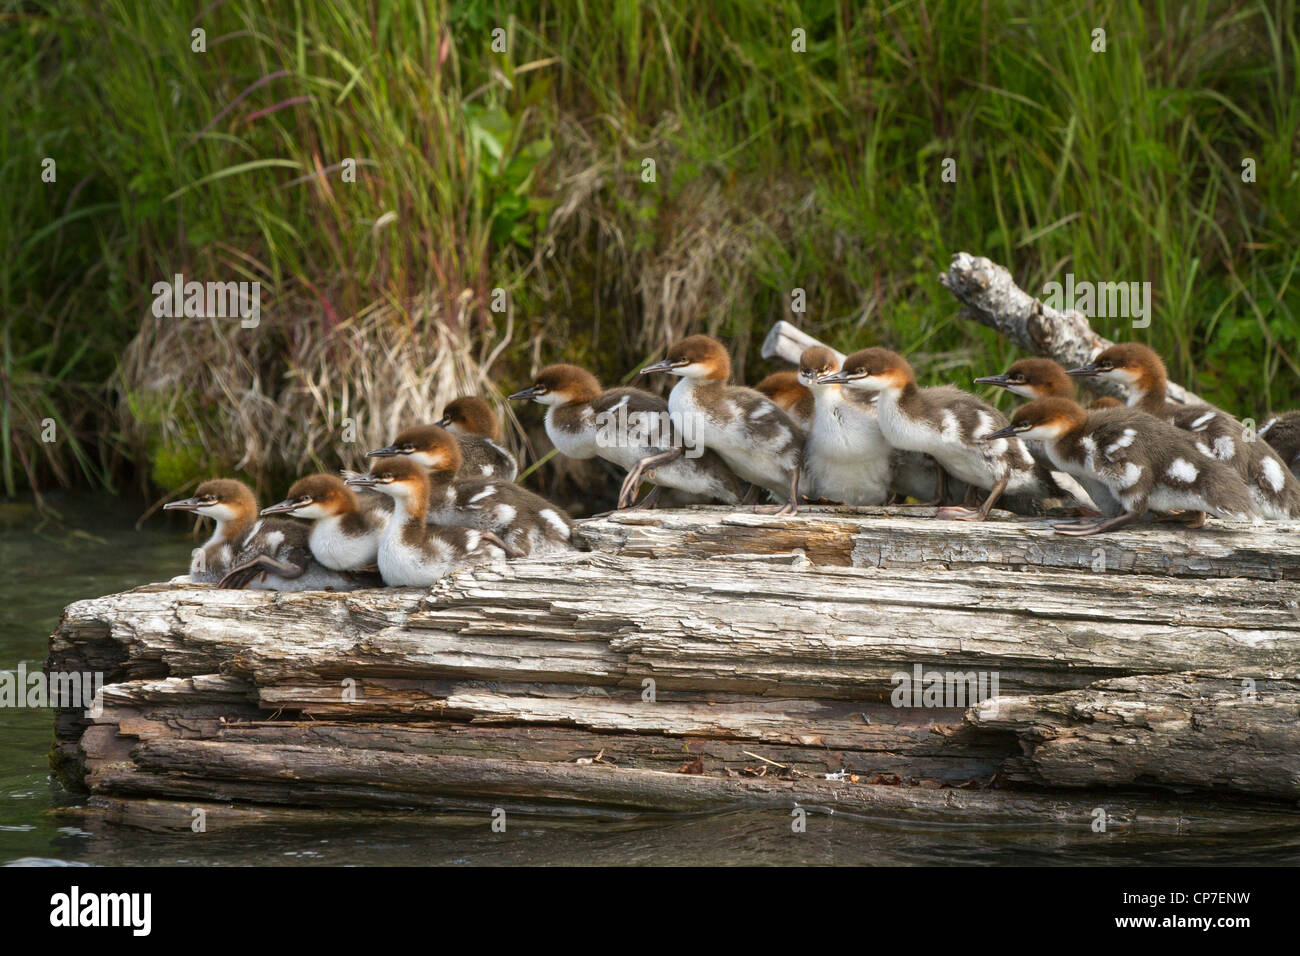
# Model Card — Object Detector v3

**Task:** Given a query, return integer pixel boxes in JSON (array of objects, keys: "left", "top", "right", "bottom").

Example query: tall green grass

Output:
[{"left": 4, "top": 0, "right": 1298, "bottom": 497}]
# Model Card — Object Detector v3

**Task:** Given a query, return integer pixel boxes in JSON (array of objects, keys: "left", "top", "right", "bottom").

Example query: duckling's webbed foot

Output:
[
  {"left": 618, "top": 449, "right": 682, "bottom": 509},
  {"left": 218, "top": 556, "right": 304, "bottom": 589},
  {"left": 1052, "top": 510, "right": 1141, "bottom": 537},
  {"left": 625, "top": 485, "right": 664, "bottom": 511},
  {"left": 482, "top": 531, "right": 525, "bottom": 559},
  {"left": 935, "top": 505, "right": 985, "bottom": 521}
]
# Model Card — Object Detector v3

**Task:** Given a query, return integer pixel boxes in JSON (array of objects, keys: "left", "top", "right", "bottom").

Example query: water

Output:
[{"left": 3, "top": 495, "right": 1299, "bottom": 866}]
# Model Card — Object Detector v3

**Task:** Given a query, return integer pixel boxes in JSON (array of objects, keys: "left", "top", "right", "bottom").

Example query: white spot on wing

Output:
[
  {"left": 1118, "top": 462, "right": 1143, "bottom": 488},
  {"left": 1104, "top": 428, "right": 1136, "bottom": 457},
  {"left": 469, "top": 487, "right": 495, "bottom": 503},
  {"left": 1191, "top": 411, "right": 1216, "bottom": 429},
  {"left": 539, "top": 508, "right": 570, "bottom": 539},
  {"left": 1262, "top": 457, "right": 1285, "bottom": 492},
  {"left": 1166, "top": 458, "right": 1199, "bottom": 483}
]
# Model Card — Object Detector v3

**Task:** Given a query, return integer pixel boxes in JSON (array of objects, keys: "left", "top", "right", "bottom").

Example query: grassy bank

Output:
[{"left": 4, "top": 0, "right": 1297, "bottom": 502}]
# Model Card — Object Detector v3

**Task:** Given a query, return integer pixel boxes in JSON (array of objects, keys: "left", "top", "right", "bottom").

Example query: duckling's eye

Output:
[
  {"left": 534, "top": 384, "right": 548, "bottom": 394},
  {"left": 400, "top": 444, "right": 414, "bottom": 454},
  {"left": 298, "top": 495, "right": 313, "bottom": 504}
]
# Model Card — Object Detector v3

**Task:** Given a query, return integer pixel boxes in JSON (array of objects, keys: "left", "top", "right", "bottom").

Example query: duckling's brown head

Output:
[
  {"left": 368, "top": 424, "right": 463, "bottom": 474},
  {"left": 163, "top": 478, "right": 258, "bottom": 536},
  {"left": 798, "top": 346, "right": 840, "bottom": 388},
  {"left": 1068, "top": 342, "right": 1166, "bottom": 400},
  {"left": 819, "top": 348, "right": 912, "bottom": 392},
  {"left": 261, "top": 473, "right": 356, "bottom": 520},
  {"left": 976, "top": 358, "right": 1075, "bottom": 400},
  {"left": 989, "top": 397, "right": 1088, "bottom": 443},
  {"left": 755, "top": 371, "right": 810, "bottom": 410},
  {"left": 509, "top": 364, "right": 602, "bottom": 407},
  {"left": 347, "top": 457, "right": 431, "bottom": 506},
  {"left": 643, "top": 335, "right": 730, "bottom": 381},
  {"left": 438, "top": 396, "right": 501, "bottom": 439}
]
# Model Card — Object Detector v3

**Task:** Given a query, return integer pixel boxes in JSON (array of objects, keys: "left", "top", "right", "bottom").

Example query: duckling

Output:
[
  {"left": 819, "top": 348, "right": 1077, "bottom": 520},
  {"left": 974, "top": 357, "right": 1076, "bottom": 401},
  {"left": 1089, "top": 396, "right": 1125, "bottom": 410},
  {"left": 509, "top": 363, "right": 744, "bottom": 511},
  {"left": 754, "top": 371, "right": 814, "bottom": 433},
  {"left": 1068, "top": 343, "right": 1300, "bottom": 519},
  {"left": 975, "top": 357, "right": 1114, "bottom": 513},
  {"left": 794, "top": 348, "right": 956, "bottom": 506},
  {"left": 261, "top": 473, "right": 391, "bottom": 571},
  {"left": 641, "top": 335, "right": 803, "bottom": 515},
  {"left": 371, "top": 421, "right": 513, "bottom": 482},
  {"left": 164, "top": 479, "right": 376, "bottom": 590},
  {"left": 435, "top": 396, "right": 518, "bottom": 480},
  {"left": 368, "top": 425, "right": 574, "bottom": 555},
  {"left": 1261, "top": 411, "right": 1300, "bottom": 479},
  {"left": 345, "top": 459, "right": 512, "bottom": 587},
  {"left": 987, "top": 397, "right": 1259, "bottom": 535},
  {"left": 797, "top": 346, "right": 891, "bottom": 504}
]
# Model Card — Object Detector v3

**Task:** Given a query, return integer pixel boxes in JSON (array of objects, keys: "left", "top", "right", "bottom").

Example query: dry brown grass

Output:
[{"left": 116, "top": 285, "right": 526, "bottom": 498}]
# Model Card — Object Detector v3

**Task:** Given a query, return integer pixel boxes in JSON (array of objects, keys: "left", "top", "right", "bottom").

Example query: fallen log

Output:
[
  {"left": 47, "top": 509, "right": 1300, "bottom": 821},
  {"left": 973, "top": 674, "right": 1300, "bottom": 802}
]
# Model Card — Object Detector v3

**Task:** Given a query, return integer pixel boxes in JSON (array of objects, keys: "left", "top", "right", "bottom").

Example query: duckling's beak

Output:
[
  {"left": 639, "top": 359, "right": 680, "bottom": 375},
  {"left": 260, "top": 499, "right": 300, "bottom": 516},
  {"left": 974, "top": 374, "right": 1011, "bottom": 387},
  {"left": 345, "top": 474, "right": 377, "bottom": 488},
  {"left": 816, "top": 370, "right": 851, "bottom": 385},
  {"left": 366, "top": 445, "right": 399, "bottom": 458},
  {"left": 163, "top": 497, "right": 202, "bottom": 512},
  {"left": 983, "top": 424, "right": 1020, "bottom": 441},
  {"left": 435, "top": 414, "right": 453, "bottom": 427},
  {"left": 507, "top": 386, "right": 539, "bottom": 401},
  {"left": 1066, "top": 363, "right": 1101, "bottom": 377}
]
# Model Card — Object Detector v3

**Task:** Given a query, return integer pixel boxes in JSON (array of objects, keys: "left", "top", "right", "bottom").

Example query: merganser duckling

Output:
[
  {"left": 642, "top": 335, "right": 803, "bottom": 515},
  {"left": 974, "top": 358, "right": 1076, "bottom": 401},
  {"left": 164, "top": 479, "right": 376, "bottom": 589},
  {"left": 1261, "top": 411, "right": 1300, "bottom": 479},
  {"left": 797, "top": 346, "right": 891, "bottom": 504},
  {"left": 508, "top": 363, "right": 744, "bottom": 511},
  {"left": 371, "top": 422, "right": 513, "bottom": 482},
  {"left": 754, "top": 371, "right": 814, "bottom": 433},
  {"left": 345, "top": 459, "right": 511, "bottom": 587},
  {"left": 819, "top": 348, "right": 1073, "bottom": 520},
  {"left": 794, "top": 348, "right": 957, "bottom": 505},
  {"left": 987, "top": 397, "right": 1259, "bottom": 535},
  {"left": 974, "top": 357, "right": 1113, "bottom": 512},
  {"left": 261, "top": 473, "right": 391, "bottom": 571},
  {"left": 435, "top": 396, "right": 518, "bottom": 480},
  {"left": 369, "top": 425, "right": 574, "bottom": 555},
  {"left": 1068, "top": 343, "right": 1300, "bottom": 520}
]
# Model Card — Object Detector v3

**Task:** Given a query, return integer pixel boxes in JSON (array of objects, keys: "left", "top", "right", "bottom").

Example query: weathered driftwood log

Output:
[
  {"left": 576, "top": 506, "right": 1300, "bottom": 579},
  {"left": 47, "top": 505, "right": 1300, "bottom": 820},
  {"left": 761, "top": 252, "right": 1202, "bottom": 405},
  {"left": 937, "top": 252, "right": 1200, "bottom": 405},
  {"left": 973, "top": 674, "right": 1300, "bottom": 802},
  {"left": 761, "top": 321, "right": 845, "bottom": 368}
]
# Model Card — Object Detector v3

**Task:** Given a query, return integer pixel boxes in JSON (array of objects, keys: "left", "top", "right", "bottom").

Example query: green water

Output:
[{"left": 3, "top": 495, "right": 1300, "bottom": 866}]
